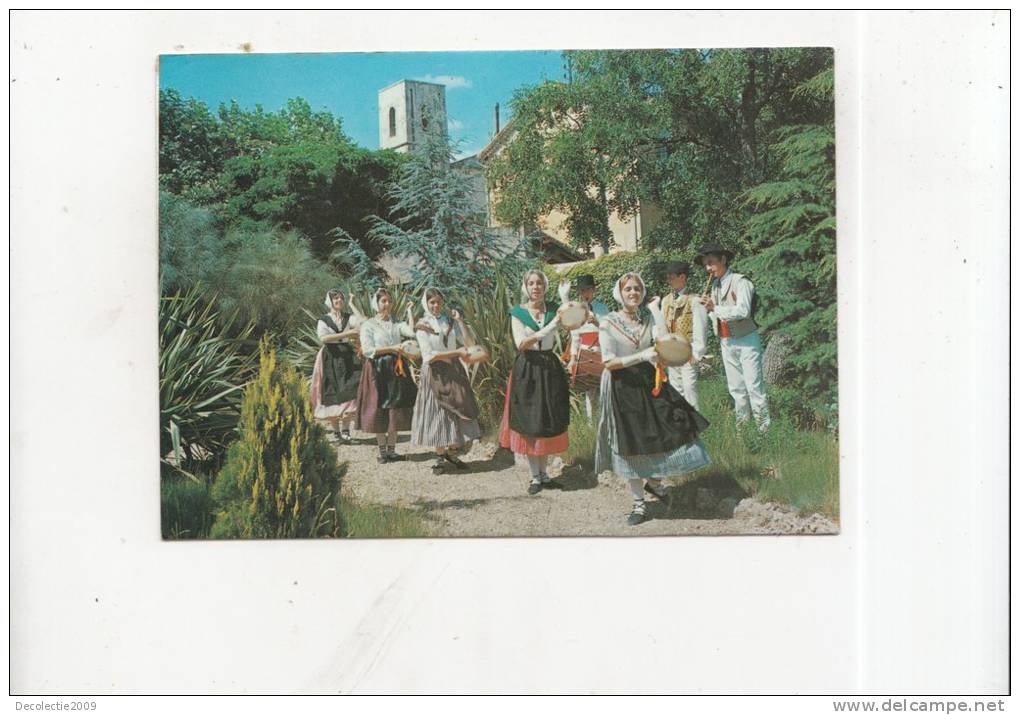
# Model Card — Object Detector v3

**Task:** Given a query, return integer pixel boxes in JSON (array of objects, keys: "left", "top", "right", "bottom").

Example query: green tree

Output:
[
  {"left": 158, "top": 90, "right": 404, "bottom": 259},
  {"left": 367, "top": 110, "right": 531, "bottom": 294},
  {"left": 210, "top": 338, "right": 343, "bottom": 539},
  {"left": 741, "top": 67, "right": 836, "bottom": 406}
]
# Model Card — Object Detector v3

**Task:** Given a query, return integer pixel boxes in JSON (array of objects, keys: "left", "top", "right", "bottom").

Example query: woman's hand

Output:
[
  {"left": 518, "top": 335, "right": 539, "bottom": 351},
  {"left": 451, "top": 309, "right": 462, "bottom": 323}
]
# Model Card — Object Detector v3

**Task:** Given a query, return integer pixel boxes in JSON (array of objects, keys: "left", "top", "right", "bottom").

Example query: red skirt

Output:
[
  {"left": 356, "top": 359, "right": 412, "bottom": 434},
  {"left": 498, "top": 374, "right": 568, "bottom": 456}
]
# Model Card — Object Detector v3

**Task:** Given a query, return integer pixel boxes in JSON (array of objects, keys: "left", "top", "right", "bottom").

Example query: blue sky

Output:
[{"left": 160, "top": 50, "right": 567, "bottom": 158}]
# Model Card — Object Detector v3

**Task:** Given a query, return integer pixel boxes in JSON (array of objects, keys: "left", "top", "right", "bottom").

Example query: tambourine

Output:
[
  {"left": 558, "top": 301, "right": 591, "bottom": 331},
  {"left": 653, "top": 335, "right": 692, "bottom": 366},
  {"left": 462, "top": 345, "right": 490, "bottom": 365},
  {"left": 398, "top": 340, "right": 422, "bottom": 359}
]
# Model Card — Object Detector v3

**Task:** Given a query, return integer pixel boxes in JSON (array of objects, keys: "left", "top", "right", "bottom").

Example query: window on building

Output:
[{"left": 388, "top": 107, "right": 396, "bottom": 137}]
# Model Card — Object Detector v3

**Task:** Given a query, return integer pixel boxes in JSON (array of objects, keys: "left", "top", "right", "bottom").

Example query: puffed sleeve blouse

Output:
[{"left": 359, "top": 316, "right": 415, "bottom": 359}]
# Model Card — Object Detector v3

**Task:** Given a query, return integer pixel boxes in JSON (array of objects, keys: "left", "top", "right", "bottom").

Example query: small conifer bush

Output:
[{"left": 211, "top": 337, "right": 343, "bottom": 539}]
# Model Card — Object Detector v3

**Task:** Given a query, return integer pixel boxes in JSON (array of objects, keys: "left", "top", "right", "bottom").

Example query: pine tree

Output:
[
  {"left": 741, "top": 67, "right": 836, "bottom": 409},
  {"left": 210, "top": 337, "right": 343, "bottom": 538},
  {"left": 366, "top": 103, "right": 531, "bottom": 295}
]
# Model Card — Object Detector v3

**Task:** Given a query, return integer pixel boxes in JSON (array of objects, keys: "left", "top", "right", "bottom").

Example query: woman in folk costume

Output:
[
  {"left": 357, "top": 287, "right": 418, "bottom": 464},
  {"left": 310, "top": 288, "right": 364, "bottom": 444},
  {"left": 499, "top": 269, "right": 571, "bottom": 495},
  {"left": 594, "top": 272, "right": 711, "bottom": 526},
  {"left": 410, "top": 287, "right": 483, "bottom": 472}
]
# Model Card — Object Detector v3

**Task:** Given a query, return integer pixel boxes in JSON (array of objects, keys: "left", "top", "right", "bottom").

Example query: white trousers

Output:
[
  {"left": 666, "top": 362, "right": 700, "bottom": 411},
  {"left": 720, "top": 332, "right": 771, "bottom": 429}
]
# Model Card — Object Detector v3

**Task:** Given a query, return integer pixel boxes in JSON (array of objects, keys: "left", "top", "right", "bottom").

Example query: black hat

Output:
[
  {"left": 662, "top": 260, "right": 690, "bottom": 277},
  {"left": 694, "top": 242, "right": 735, "bottom": 265},
  {"left": 575, "top": 274, "right": 596, "bottom": 290}
]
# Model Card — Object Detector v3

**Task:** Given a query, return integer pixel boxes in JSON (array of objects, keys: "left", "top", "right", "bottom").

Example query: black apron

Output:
[
  {"left": 320, "top": 313, "right": 362, "bottom": 405},
  {"left": 508, "top": 350, "right": 570, "bottom": 438},
  {"left": 610, "top": 362, "right": 709, "bottom": 457},
  {"left": 373, "top": 353, "right": 417, "bottom": 410}
]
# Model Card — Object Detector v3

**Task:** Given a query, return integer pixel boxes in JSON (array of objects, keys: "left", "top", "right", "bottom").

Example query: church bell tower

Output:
[{"left": 378, "top": 79, "right": 447, "bottom": 153}]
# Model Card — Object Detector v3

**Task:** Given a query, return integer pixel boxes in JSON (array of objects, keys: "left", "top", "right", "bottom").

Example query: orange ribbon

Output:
[
  {"left": 652, "top": 364, "right": 666, "bottom": 397},
  {"left": 395, "top": 354, "right": 406, "bottom": 377}
]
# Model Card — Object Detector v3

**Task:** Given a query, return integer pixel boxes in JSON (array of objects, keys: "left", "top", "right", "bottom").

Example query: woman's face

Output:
[
  {"left": 376, "top": 293, "right": 392, "bottom": 315},
  {"left": 526, "top": 274, "right": 546, "bottom": 302},
  {"left": 621, "top": 277, "right": 644, "bottom": 308},
  {"left": 427, "top": 294, "right": 443, "bottom": 317},
  {"left": 330, "top": 293, "right": 345, "bottom": 311}
]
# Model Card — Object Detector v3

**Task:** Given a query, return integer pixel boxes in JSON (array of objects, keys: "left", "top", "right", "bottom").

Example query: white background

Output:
[{"left": 7, "top": 10, "right": 1010, "bottom": 697}]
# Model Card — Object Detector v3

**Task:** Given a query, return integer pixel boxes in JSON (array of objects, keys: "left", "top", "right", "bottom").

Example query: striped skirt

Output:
[{"left": 410, "top": 362, "right": 482, "bottom": 448}]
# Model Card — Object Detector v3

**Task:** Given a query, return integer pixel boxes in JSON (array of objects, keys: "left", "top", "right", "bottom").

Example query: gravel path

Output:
[{"left": 336, "top": 431, "right": 839, "bottom": 537}]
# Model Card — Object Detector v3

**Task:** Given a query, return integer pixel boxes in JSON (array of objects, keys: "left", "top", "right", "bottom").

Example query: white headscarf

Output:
[
  {"left": 324, "top": 289, "right": 345, "bottom": 311},
  {"left": 370, "top": 287, "right": 390, "bottom": 315},
  {"left": 520, "top": 269, "right": 549, "bottom": 302},
  {"left": 420, "top": 287, "right": 447, "bottom": 332},
  {"left": 613, "top": 272, "right": 647, "bottom": 306}
]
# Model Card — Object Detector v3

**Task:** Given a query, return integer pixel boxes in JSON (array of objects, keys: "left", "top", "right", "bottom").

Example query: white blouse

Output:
[
  {"left": 359, "top": 316, "right": 415, "bottom": 359},
  {"left": 598, "top": 312, "right": 654, "bottom": 363},
  {"left": 510, "top": 305, "right": 559, "bottom": 351},
  {"left": 416, "top": 316, "right": 466, "bottom": 365},
  {"left": 317, "top": 312, "right": 363, "bottom": 344}
]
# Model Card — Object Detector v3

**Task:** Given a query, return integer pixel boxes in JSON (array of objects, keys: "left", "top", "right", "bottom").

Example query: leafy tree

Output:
[{"left": 158, "top": 90, "right": 404, "bottom": 259}]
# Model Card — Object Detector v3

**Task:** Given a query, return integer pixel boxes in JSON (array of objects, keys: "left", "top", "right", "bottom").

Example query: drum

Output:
[
  {"left": 558, "top": 301, "right": 590, "bottom": 331},
  {"left": 463, "top": 345, "right": 489, "bottom": 365},
  {"left": 653, "top": 335, "right": 692, "bottom": 366},
  {"left": 572, "top": 348, "right": 604, "bottom": 392},
  {"left": 399, "top": 340, "right": 422, "bottom": 360}
]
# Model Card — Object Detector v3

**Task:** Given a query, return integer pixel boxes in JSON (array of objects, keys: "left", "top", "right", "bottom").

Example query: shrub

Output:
[
  {"left": 210, "top": 338, "right": 344, "bottom": 539},
  {"left": 159, "top": 287, "right": 256, "bottom": 475}
]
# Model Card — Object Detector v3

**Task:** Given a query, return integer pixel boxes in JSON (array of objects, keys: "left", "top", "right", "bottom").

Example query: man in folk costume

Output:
[
  {"left": 658, "top": 260, "right": 708, "bottom": 411},
  {"left": 696, "top": 242, "right": 771, "bottom": 431},
  {"left": 565, "top": 274, "right": 610, "bottom": 421}
]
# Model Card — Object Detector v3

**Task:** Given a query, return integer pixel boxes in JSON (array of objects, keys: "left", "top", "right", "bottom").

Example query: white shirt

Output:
[
  {"left": 359, "top": 316, "right": 415, "bottom": 358},
  {"left": 568, "top": 299, "right": 611, "bottom": 362},
  {"left": 416, "top": 315, "right": 466, "bottom": 364},
  {"left": 511, "top": 305, "right": 559, "bottom": 351},
  {"left": 317, "top": 312, "right": 363, "bottom": 344},
  {"left": 710, "top": 270, "right": 755, "bottom": 322},
  {"left": 598, "top": 312, "right": 654, "bottom": 363}
]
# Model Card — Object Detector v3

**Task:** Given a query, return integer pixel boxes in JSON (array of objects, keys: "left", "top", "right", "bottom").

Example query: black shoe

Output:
[
  {"left": 644, "top": 483, "right": 669, "bottom": 501},
  {"left": 377, "top": 452, "right": 388, "bottom": 464},
  {"left": 337, "top": 431, "right": 353, "bottom": 445},
  {"left": 431, "top": 459, "right": 448, "bottom": 472},
  {"left": 540, "top": 475, "right": 562, "bottom": 489},
  {"left": 386, "top": 451, "right": 406, "bottom": 462},
  {"left": 527, "top": 481, "right": 543, "bottom": 495},
  {"left": 443, "top": 453, "right": 468, "bottom": 469},
  {"left": 627, "top": 509, "right": 647, "bottom": 526}
]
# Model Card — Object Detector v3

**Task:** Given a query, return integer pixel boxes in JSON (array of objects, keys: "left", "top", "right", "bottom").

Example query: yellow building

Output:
[{"left": 476, "top": 116, "right": 663, "bottom": 262}]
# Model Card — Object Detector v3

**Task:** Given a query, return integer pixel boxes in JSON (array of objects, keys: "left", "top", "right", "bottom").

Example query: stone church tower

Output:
[{"left": 378, "top": 79, "right": 447, "bottom": 153}]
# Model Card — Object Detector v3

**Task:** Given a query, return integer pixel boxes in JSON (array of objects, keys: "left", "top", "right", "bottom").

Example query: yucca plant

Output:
[
  {"left": 159, "top": 286, "right": 257, "bottom": 478},
  {"left": 454, "top": 271, "right": 523, "bottom": 424}
]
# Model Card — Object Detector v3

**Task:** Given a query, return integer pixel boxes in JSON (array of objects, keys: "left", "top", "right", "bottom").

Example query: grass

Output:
[
  {"left": 553, "top": 372, "right": 840, "bottom": 521},
  {"left": 338, "top": 488, "right": 434, "bottom": 538},
  {"left": 161, "top": 467, "right": 433, "bottom": 540}
]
